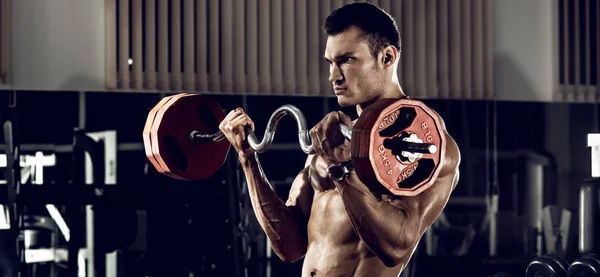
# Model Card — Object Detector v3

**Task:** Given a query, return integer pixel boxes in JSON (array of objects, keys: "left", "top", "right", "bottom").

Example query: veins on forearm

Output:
[
  {"left": 242, "top": 154, "right": 304, "bottom": 242},
  {"left": 334, "top": 174, "right": 413, "bottom": 251}
]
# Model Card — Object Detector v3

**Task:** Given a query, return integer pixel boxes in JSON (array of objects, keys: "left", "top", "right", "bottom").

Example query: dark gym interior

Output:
[{"left": 0, "top": 0, "right": 598, "bottom": 277}]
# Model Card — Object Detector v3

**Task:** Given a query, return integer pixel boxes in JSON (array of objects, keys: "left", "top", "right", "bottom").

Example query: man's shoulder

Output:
[{"left": 304, "top": 154, "right": 316, "bottom": 167}]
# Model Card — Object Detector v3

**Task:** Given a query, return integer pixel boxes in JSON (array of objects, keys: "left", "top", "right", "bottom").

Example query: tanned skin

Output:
[{"left": 219, "top": 26, "right": 461, "bottom": 276}]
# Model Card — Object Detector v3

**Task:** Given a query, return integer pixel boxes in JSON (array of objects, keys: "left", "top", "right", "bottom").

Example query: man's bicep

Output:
[{"left": 285, "top": 164, "right": 314, "bottom": 220}]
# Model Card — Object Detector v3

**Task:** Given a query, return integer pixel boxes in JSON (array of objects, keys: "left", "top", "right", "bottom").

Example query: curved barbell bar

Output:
[
  {"left": 191, "top": 104, "right": 435, "bottom": 156},
  {"left": 190, "top": 105, "right": 350, "bottom": 154}
]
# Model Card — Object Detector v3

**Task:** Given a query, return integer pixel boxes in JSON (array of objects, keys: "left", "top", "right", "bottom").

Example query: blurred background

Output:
[{"left": 0, "top": 0, "right": 598, "bottom": 276}]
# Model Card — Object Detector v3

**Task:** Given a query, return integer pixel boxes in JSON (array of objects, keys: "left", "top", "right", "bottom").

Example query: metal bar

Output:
[
  {"left": 79, "top": 91, "right": 86, "bottom": 129},
  {"left": 45, "top": 205, "right": 70, "bottom": 243},
  {"left": 86, "top": 131, "right": 118, "bottom": 277}
]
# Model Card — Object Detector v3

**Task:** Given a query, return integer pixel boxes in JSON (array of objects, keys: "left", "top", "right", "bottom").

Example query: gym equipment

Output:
[
  {"left": 351, "top": 98, "right": 445, "bottom": 196},
  {"left": 542, "top": 206, "right": 572, "bottom": 257},
  {"left": 567, "top": 254, "right": 600, "bottom": 277},
  {"left": 526, "top": 254, "right": 569, "bottom": 277},
  {"left": 0, "top": 91, "right": 248, "bottom": 277},
  {"left": 1, "top": 123, "right": 132, "bottom": 277},
  {"left": 524, "top": 153, "right": 551, "bottom": 257},
  {"left": 143, "top": 93, "right": 230, "bottom": 181},
  {"left": 144, "top": 93, "right": 444, "bottom": 196},
  {"left": 580, "top": 134, "right": 600, "bottom": 255}
]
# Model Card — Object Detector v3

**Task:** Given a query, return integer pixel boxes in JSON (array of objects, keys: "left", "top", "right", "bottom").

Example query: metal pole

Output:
[{"left": 524, "top": 158, "right": 544, "bottom": 256}]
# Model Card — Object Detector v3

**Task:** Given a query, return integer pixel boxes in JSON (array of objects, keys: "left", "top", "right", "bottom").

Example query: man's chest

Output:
[{"left": 307, "top": 189, "right": 358, "bottom": 243}]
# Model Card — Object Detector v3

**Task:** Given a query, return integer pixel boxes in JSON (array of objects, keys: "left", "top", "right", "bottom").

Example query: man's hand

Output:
[
  {"left": 219, "top": 107, "right": 256, "bottom": 159},
  {"left": 309, "top": 111, "right": 353, "bottom": 164}
]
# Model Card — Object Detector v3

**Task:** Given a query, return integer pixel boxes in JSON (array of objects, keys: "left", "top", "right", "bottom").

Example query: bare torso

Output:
[
  {"left": 302, "top": 154, "right": 403, "bottom": 277},
  {"left": 225, "top": 101, "right": 459, "bottom": 276}
]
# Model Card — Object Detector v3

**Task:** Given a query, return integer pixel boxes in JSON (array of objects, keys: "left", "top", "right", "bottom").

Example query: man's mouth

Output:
[{"left": 334, "top": 87, "right": 347, "bottom": 95}]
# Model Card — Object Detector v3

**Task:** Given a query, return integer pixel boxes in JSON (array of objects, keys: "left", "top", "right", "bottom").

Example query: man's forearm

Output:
[
  {"left": 239, "top": 153, "right": 307, "bottom": 261},
  {"left": 333, "top": 173, "right": 415, "bottom": 267}
]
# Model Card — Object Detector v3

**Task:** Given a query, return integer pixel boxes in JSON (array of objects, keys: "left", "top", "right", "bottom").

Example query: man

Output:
[{"left": 219, "top": 3, "right": 461, "bottom": 276}]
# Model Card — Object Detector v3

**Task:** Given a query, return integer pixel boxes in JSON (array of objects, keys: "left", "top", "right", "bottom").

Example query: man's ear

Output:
[{"left": 381, "top": 45, "right": 398, "bottom": 67}]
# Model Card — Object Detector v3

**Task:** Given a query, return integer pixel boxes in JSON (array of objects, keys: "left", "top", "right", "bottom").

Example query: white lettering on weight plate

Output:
[
  {"left": 378, "top": 144, "right": 393, "bottom": 175},
  {"left": 421, "top": 122, "right": 433, "bottom": 142},
  {"left": 378, "top": 110, "right": 400, "bottom": 130}
]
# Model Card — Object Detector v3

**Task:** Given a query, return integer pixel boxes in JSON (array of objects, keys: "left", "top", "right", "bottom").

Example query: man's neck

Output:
[{"left": 356, "top": 84, "right": 405, "bottom": 116}]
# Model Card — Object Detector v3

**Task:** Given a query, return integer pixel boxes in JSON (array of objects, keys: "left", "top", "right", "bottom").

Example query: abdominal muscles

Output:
[{"left": 301, "top": 190, "right": 402, "bottom": 277}]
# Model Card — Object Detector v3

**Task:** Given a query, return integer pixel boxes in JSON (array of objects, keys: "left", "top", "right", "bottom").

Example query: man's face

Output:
[{"left": 324, "top": 26, "right": 386, "bottom": 107}]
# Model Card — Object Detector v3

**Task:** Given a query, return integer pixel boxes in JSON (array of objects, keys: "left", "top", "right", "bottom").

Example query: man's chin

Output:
[{"left": 336, "top": 96, "right": 355, "bottom": 107}]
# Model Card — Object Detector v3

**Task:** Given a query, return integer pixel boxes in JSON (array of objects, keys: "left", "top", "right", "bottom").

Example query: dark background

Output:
[
  {"left": 0, "top": 0, "right": 598, "bottom": 276},
  {"left": 0, "top": 90, "right": 597, "bottom": 276}
]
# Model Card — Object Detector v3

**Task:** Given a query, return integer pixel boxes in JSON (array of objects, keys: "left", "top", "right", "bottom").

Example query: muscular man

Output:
[{"left": 219, "top": 3, "right": 461, "bottom": 276}]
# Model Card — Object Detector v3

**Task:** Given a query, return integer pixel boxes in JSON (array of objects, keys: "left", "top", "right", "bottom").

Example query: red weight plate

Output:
[
  {"left": 352, "top": 98, "right": 446, "bottom": 196},
  {"left": 149, "top": 93, "right": 192, "bottom": 180},
  {"left": 149, "top": 95, "right": 192, "bottom": 180},
  {"left": 150, "top": 93, "right": 231, "bottom": 180},
  {"left": 143, "top": 95, "right": 177, "bottom": 175}
]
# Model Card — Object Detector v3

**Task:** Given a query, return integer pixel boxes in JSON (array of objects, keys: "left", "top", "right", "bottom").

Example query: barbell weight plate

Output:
[
  {"left": 526, "top": 254, "right": 569, "bottom": 277},
  {"left": 149, "top": 93, "right": 231, "bottom": 180},
  {"left": 351, "top": 98, "right": 445, "bottom": 197},
  {"left": 567, "top": 254, "right": 600, "bottom": 277},
  {"left": 143, "top": 95, "right": 180, "bottom": 177},
  {"left": 145, "top": 94, "right": 191, "bottom": 180},
  {"left": 149, "top": 93, "right": 196, "bottom": 180}
]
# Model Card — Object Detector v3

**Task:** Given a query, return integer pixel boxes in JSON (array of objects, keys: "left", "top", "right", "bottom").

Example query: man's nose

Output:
[{"left": 329, "top": 64, "right": 343, "bottom": 84}]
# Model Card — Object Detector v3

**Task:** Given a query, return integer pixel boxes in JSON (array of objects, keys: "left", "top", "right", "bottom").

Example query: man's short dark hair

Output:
[{"left": 323, "top": 2, "right": 401, "bottom": 59}]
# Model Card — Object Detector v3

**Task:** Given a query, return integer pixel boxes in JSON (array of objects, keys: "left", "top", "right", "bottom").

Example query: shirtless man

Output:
[{"left": 219, "top": 3, "right": 461, "bottom": 276}]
